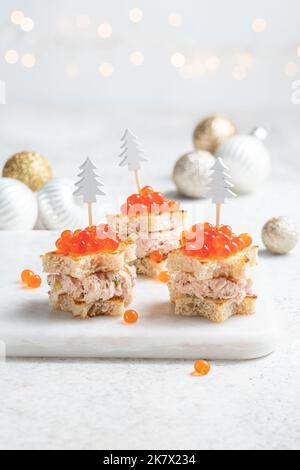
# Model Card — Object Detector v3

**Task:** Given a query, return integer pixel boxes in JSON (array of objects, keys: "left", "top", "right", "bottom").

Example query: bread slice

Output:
[
  {"left": 107, "top": 210, "right": 187, "bottom": 236},
  {"left": 49, "top": 293, "right": 132, "bottom": 319},
  {"left": 167, "top": 245, "right": 258, "bottom": 281},
  {"left": 135, "top": 256, "right": 167, "bottom": 279},
  {"left": 42, "top": 240, "right": 136, "bottom": 278},
  {"left": 172, "top": 295, "right": 257, "bottom": 323}
]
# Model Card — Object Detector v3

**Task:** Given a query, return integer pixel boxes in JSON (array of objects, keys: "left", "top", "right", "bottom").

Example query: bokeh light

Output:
[
  {"left": 97, "top": 23, "right": 112, "bottom": 38},
  {"left": 20, "top": 17, "right": 35, "bottom": 32},
  {"left": 232, "top": 65, "right": 248, "bottom": 80},
  {"left": 168, "top": 13, "right": 182, "bottom": 27},
  {"left": 252, "top": 18, "right": 267, "bottom": 33},
  {"left": 284, "top": 62, "right": 298, "bottom": 77},
  {"left": 5, "top": 50, "right": 19, "bottom": 64},
  {"left": 129, "top": 8, "right": 143, "bottom": 23},
  {"left": 171, "top": 53, "right": 185, "bottom": 68},
  {"left": 130, "top": 51, "right": 144, "bottom": 66},
  {"left": 206, "top": 55, "right": 221, "bottom": 71},
  {"left": 11, "top": 10, "right": 24, "bottom": 25},
  {"left": 66, "top": 63, "right": 80, "bottom": 78},
  {"left": 237, "top": 51, "right": 255, "bottom": 68},
  {"left": 21, "top": 53, "right": 36, "bottom": 68},
  {"left": 99, "top": 62, "right": 114, "bottom": 77},
  {"left": 76, "top": 15, "right": 90, "bottom": 29}
]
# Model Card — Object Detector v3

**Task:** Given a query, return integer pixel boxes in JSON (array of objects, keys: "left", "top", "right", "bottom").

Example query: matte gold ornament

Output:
[
  {"left": 262, "top": 217, "right": 299, "bottom": 255},
  {"left": 193, "top": 116, "right": 237, "bottom": 153},
  {"left": 2, "top": 151, "right": 52, "bottom": 192}
]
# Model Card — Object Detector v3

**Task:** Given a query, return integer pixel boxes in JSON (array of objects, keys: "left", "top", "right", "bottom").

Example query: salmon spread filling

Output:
[
  {"left": 48, "top": 265, "right": 136, "bottom": 304},
  {"left": 171, "top": 273, "right": 253, "bottom": 303},
  {"left": 135, "top": 230, "right": 181, "bottom": 259}
]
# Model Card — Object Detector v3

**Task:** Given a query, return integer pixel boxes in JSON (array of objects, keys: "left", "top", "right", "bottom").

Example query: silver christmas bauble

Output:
[
  {"left": 215, "top": 128, "right": 271, "bottom": 193},
  {"left": 37, "top": 178, "right": 87, "bottom": 230},
  {"left": 262, "top": 217, "right": 299, "bottom": 254},
  {"left": 0, "top": 177, "right": 38, "bottom": 230},
  {"left": 173, "top": 150, "right": 215, "bottom": 198}
]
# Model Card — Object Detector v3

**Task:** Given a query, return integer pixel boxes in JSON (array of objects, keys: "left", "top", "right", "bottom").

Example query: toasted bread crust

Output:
[
  {"left": 134, "top": 256, "right": 167, "bottom": 279},
  {"left": 49, "top": 293, "right": 132, "bottom": 319},
  {"left": 42, "top": 240, "right": 136, "bottom": 278},
  {"left": 172, "top": 295, "right": 256, "bottom": 323},
  {"left": 107, "top": 210, "right": 187, "bottom": 236},
  {"left": 167, "top": 245, "right": 258, "bottom": 281}
]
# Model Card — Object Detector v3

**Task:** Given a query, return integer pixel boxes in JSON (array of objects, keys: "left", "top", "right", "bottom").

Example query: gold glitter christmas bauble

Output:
[
  {"left": 193, "top": 116, "right": 237, "bottom": 153},
  {"left": 2, "top": 151, "right": 53, "bottom": 192}
]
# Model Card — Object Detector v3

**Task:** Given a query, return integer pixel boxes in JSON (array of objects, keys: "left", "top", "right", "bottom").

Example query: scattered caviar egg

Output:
[
  {"left": 183, "top": 223, "right": 253, "bottom": 260},
  {"left": 123, "top": 309, "right": 138, "bottom": 324},
  {"left": 158, "top": 271, "right": 170, "bottom": 283},
  {"left": 28, "top": 274, "right": 42, "bottom": 289},
  {"left": 150, "top": 250, "right": 165, "bottom": 263},
  {"left": 21, "top": 269, "right": 34, "bottom": 284},
  {"left": 193, "top": 360, "right": 211, "bottom": 376}
]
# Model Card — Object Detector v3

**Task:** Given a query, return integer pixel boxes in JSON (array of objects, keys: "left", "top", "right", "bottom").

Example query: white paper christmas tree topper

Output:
[
  {"left": 74, "top": 157, "right": 106, "bottom": 226},
  {"left": 207, "top": 157, "right": 236, "bottom": 227},
  {"left": 119, "top": 128, "right": 148, "bottom": 192}
]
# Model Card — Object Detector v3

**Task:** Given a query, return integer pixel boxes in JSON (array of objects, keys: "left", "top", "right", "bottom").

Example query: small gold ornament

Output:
[
  {"left": 2, "top": 151, "right": 52, "bottom": 192},
  {"left": 193, "top": 116, "right": 237, "bottom": 153}
]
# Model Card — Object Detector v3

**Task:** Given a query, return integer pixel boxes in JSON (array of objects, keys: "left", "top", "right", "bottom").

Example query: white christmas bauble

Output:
[
  {"left": 0, "top": 178, "right": 38, "bottom": 230},
  {"left": 173, "top": 150, "right": 215, "bottom": 198},
  {"left": 37, "top": 178, "right": 87, "bottom": 230},
  {"left": 215, "top": 128, "right": 271, "bottom": 193}
]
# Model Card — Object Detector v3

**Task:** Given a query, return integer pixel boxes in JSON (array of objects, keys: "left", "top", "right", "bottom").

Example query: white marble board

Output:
[{"left": 0, "top": 231, "right": 277, "bottom": 360}]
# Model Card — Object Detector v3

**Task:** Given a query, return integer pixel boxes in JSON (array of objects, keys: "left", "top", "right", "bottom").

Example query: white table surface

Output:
[{"left": 0, "top": 105, "right": 300, "bottom": 450}]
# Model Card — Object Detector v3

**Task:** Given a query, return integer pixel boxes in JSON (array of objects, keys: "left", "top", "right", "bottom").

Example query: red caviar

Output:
[
  {"left": 122, "top": 186, "right": 180, "bottom": 216},
  {"left": 21, "top": 269, "right": 34, "bottom": 285},
  {"left": 55, "top": 224, "right": 121, "bottom": 256},
  {"left": 21, "top": 270, "right": 42, "bottom": 289},
  {"left": 28, "top": 275, "right": 42, "bottom": 289},
  {"left": 123, "top": 309, "right": 139, "bottom": 324},
  {"left": 182, "top": 223, "right": 252, "bottom": 260},
  {"left": 158, "top": 271, "right": 170, "bottom": 283},
  {"left": 149, "top": 250, "right": 165, "bottom": 264},
  {"left": 193, "top": 360, "right": 211, "bottom": 377}
]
